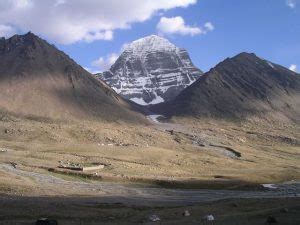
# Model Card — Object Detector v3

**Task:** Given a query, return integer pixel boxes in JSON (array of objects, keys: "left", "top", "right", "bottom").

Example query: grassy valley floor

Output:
[{"left": 0, "top": 114, "right": 299, "bottom": 224}]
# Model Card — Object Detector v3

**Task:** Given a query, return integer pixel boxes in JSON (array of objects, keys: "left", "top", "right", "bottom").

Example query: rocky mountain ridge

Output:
[
  {"left": 150, "top": 52, "right": 300, "bottom": 122},
  {"left": 100, "top": 35, "right": 203, "bottom": 105},
  {"left": 0, "top": 32, "right": 145, "bottom": 122}
]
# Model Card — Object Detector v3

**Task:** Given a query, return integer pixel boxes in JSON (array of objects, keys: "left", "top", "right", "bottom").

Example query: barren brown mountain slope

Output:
[
  {"left": 0, "top": 32, "right": 145, "bottom": 122},
  {"left": 0, "top": 42, "right": 299, "bottom": 224},
  {"left": 150, "top": 53, "right": 300, "bottom": 122}
]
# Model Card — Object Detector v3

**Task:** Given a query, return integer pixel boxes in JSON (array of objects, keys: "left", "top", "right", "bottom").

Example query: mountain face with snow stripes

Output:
[{"left": 100, "top": 35, "right": 203, "bottom": 105}]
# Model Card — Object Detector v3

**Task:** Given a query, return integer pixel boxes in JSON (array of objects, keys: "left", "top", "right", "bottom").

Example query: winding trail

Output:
[
  {"left": 146, "top": 114, "right": 241, "bottom": 158},
  {"left": 0, "top": 163, "right": 299, "bottom": 206}
]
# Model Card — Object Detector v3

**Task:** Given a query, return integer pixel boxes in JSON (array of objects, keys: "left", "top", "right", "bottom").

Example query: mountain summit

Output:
[
  {"left": 151, "top": 52, "right": 300, "bottom": 122},
  {"left": 100, "top": 35, "right": 203, "bottom": 105},
  {"left": 0, "top": 32, "right": 144, "bottom": 122}
]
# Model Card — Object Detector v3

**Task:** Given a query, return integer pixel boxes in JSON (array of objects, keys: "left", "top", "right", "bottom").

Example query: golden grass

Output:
[{"left": 0, "top": 115, "right": 299, "bottom": 194}]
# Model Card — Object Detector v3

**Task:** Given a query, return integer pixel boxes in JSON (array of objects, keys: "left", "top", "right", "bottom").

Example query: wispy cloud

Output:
[
  {"left": 286, "top": 0, "right": 296, "bottom": 9},
  {"left": 0, "top": 24, "right": 16, "bottom": 38},
  {"left": 204, "top": 22, "right": 215, "bottom": 32}
]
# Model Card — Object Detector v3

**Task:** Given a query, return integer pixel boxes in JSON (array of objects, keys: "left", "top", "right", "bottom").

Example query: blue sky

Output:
[
  {"left": 59, "top": 0, "right": 299, "bottom": 73},
  {"left": 0, "top": 0, "right": 299, "bottom": 73}
]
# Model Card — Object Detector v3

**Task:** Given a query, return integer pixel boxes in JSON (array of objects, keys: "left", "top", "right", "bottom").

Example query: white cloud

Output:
[
  {"left": 204, "top": 22, "right": 214, "bottom": 31},
  {"left": 286, "top": 0, "right": 296, "bottom": 8},
  {"left": 289, "top": 64, "right": 297, "bottom": 72},
  {"left": 91, "top": 53, "right": 119, "bottom": 72},
  {"left": 121, "top": 42, "right": 130, "bottom": 52},
  {"left": 0, "top": 0, "right": 197, "bottom": 44},
  {"left": 157, "top": 16, "right": 201, "bottom": 36},
  {"left": 91, "top": 42, "right": 133, "bottom": 72},
  {"left": 157, "top": 16, "right": 214, "bottom": 36},
  {"left": 0, "top": 24, "right": 16, "bottom": 38},
  {"left": 108, "top": 53, "right": 119, "bottom": 66}
]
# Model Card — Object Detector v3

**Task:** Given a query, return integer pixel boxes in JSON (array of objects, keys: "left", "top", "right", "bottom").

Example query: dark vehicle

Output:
[{"left": 36, "top": 218, "right": 58, "bottom": 225}]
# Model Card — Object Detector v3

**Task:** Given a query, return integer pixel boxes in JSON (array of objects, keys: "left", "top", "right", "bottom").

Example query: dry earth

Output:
[
  {"left": 0, "top": 113, "right": 300, "bottom": 224},
  {"left": 0, "top": 113, "right": 300, "bottom": 194}
]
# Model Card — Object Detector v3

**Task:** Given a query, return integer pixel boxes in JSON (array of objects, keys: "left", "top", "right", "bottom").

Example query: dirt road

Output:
[{"left": 0, "top": 163, "right": 299, "bottom": 206}]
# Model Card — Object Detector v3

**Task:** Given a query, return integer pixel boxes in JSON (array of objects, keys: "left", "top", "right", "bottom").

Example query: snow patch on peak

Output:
[
  {"left": 124, "top": 35, "right": 178, "bottom": 56},
  {"left": 102, "top": 35, "right": 203, "bottom": 105},
  {"left": 130, "top": 97, "right": 148, "bottom": 106},
  {"left": 130, "top": 92, "right": 164, "bottom": 106},
  {"left": 267, "top": 62, "right": 275, "bottom": 69},
  {"left": 260, "top": 57, "right": 277, "bottom": 70}
]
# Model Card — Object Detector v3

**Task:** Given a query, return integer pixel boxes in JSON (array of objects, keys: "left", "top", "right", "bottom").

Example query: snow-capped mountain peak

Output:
[
  {"left": 124, "top": 35, "right": 178, "bottom": 57},
  {"left": 100, "top": 35, "right": 203, "bottom": 105}
]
